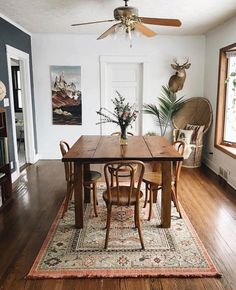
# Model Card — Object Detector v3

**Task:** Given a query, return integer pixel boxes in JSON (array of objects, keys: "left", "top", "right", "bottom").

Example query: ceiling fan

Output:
[{"left": 71, "top": 0, "right": 182, "bottom": 40}]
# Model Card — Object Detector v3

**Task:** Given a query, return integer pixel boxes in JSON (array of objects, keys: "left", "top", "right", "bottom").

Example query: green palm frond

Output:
[{"left": 143, "top": 85, "right": 185, "bottom": 136}]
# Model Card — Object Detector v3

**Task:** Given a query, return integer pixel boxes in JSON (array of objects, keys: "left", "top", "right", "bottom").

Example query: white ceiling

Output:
[{"left": 1, "top": 0, "right": 236, "bottom": 35}]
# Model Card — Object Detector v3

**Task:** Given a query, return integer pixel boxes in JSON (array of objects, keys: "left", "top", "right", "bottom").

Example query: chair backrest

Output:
[
  {"left": 60, "top": 140, "right": 73, "bottom": 182},
  {"left": 104, "top": 160, "right": 145, "bottom": 206},
  {"left": 172, "top": 141, "right": 185, "bottom": 182},
  {"left": 172, "top": 97, "right": 213, "bottom": 134},
  {"left": 111, "top": 131, "right": 134, "bottom": 136}
]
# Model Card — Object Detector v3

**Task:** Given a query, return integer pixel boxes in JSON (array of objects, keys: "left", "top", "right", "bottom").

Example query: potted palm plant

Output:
[{"left": 143, "top": 85, "right": 185, "bottom": 136}]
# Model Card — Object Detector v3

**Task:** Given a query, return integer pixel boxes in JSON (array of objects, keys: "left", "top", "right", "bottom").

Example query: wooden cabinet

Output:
[{"left": 0, "top": 108, "right": 12, "bottom": 209}]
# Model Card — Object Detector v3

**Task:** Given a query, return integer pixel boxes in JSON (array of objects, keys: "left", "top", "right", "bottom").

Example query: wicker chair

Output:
[
  {"left": 60, "top": 141, "right": 101, "bottom": 218},
  {"left": 172, "top": 97, "right": 213, "bottom": 168}
]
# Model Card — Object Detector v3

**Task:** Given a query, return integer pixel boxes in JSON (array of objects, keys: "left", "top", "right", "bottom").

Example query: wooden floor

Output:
[{"left": 0, "top": 160, "right": 236, "bottom": 290}]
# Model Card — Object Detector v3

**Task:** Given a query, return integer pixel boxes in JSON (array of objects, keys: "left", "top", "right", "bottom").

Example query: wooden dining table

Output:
[{"left": 62, "top": 135, "right": 183, "bottom": 229}]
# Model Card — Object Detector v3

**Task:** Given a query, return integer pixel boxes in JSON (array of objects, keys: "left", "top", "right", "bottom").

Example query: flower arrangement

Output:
[{"left": 96, "top": 91, "right": 138, "bottom": 144}]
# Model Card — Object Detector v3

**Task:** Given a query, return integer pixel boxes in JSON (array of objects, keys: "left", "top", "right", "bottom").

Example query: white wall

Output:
[
  {"left": 31, "top": 34, "right": 205, "bottom": 159},
  {"left": 203, "top": 16, "right": 236, "bottom": 189}
]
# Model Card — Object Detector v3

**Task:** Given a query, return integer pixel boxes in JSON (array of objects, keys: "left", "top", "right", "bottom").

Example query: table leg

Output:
[
  {"left": 84, "top": 163, "right": 91, "bottom": 203},
  {"left": 152, "top": 162, "right": 161, "bottom": 203},
  {"left": 74, "top": 162, "right": 84, "bottom": 229},
  {"left": 160, "top": 161, "right": 172, "bottom": 228}
]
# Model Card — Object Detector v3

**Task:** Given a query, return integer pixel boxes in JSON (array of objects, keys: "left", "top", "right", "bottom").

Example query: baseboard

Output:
[
  {"left": 11, "top": 170, "right": 19, "bottom": 183},
  {"left": 33, "top": 154, "right": 40, "bottom": 163},
  {"left": 37, "top": 153, "right": 61, "bottom": 160},
  {"left": 203, "top": 157, "right": 236, "bottom": 190},
  {"left": 202, "top": 157, "right": 218, "bottom": 174}
]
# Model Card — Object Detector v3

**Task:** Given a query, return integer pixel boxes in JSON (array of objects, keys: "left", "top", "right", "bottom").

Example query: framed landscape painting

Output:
[{"left": 50, "top": 66, "right": 82, "bottom": 125}]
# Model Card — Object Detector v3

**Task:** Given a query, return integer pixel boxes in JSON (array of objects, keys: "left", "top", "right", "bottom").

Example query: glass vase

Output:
[{"left": 120, "top": 126, "right": 128, "bottom": 145}]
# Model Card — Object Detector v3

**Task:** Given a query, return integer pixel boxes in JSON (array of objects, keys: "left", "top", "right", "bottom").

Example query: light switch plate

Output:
[{"left": 3, "top": 98, "right": 9, "bottom": 107}]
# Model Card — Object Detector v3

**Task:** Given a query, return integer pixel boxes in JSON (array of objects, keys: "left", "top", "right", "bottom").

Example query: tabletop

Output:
[{"left": 62, "top": 135, "right": 183, "bottom": 163}]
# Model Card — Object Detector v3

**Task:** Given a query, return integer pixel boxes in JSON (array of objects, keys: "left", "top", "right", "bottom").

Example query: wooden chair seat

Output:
[
  {"left": 103, "top": 186, "right": 143, "bottom": 206},
  {"left": 84, "top": 171, "right": 101, "bottom": 183},
  {"left": 70, "top": 171, "right": 101, "bottom": 184},
  {"left": 142, "top": 171, "right": 162, "bottom": 185}
]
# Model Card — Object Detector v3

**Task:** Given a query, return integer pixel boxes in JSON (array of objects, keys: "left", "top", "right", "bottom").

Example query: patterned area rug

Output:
[{"left": 27, "top": 184, "right": 221, "bottom": 279}]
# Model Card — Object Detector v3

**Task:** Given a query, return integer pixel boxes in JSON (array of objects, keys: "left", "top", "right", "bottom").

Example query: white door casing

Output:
[
  {"left": 6, "top": 45, "right": 37, "bottom": 181},
  {"left": 100, "top": 55, "right": 149, "bottom": 135}
]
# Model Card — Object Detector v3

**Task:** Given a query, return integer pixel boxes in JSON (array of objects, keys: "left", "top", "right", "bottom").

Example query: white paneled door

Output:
[{"left": 100, "top": 61, "right": 143, "bottom": 135}]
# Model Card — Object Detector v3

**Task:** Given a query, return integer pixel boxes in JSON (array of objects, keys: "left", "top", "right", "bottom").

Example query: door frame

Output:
[
  {"left": 100, "top": 55, "right": 149, "bottom": 135},
  {"left": 6, "top": 45, "right": 36, "bottom": 181}
]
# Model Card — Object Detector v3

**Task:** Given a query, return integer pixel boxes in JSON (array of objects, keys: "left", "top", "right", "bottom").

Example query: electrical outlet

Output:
[
  {"left": 3, "top": 98, "right": 9, "bottom": 107},
  {"left": 219, "top": 167, "right": 224, "bottom": 177},
  {"left": 223, "top": 169, "right": 228, "bottom": 180},
  {"left": 10, "top": 161, "right": 14, "bottom": 169}
]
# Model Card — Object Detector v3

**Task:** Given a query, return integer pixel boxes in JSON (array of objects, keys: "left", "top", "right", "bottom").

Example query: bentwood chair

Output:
[
  {"left": 60, "top": 141, "right": 101, "bottom": 218},
  {"left": 109, "top": 132, "right": 137, "bottom": 186},
  {"left": 142, "top": 141, "right": 185, "bottom": 220},
  {"left": 103, "top": 160, "right": 145, "bottom": 250}
]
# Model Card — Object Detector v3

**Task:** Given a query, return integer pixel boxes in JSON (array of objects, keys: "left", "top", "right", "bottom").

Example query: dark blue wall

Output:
[{"left": 0, "top": 17, "right": 36, "bottom": 169}]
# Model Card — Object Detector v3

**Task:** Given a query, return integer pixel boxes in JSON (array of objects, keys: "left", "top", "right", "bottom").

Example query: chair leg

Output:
[
  {"left": 92, "top": 183, "right": 98, "bottom": 217},
  {"left": 62, "top": 182, "right": 72, "bottom": 218},
  {"left": 110, "top": 172, "right": 114, "bottom": 187},
  {"left": 148, "top": 185, "right": 153, "bottom": 221},
  {"left": 105, "top": 204, "right": 112, "bottom": 249},
  {"left": 134, "top": 203, "right": 138, "bottom": 228},
  {"left": 143, "top": 183, "right": 148, "bottom": 208},
  {"left": 152, "top": 188, "right": 158, "bottom": 203},
  {"left": 173, "top": 184, "right": 182, "bottom": 218},
  {"left": 69, "top": 185, "right": 74, "bottom": 200},
  {"left": 135, "top": 203, "right": 145, "bottom": 250}
]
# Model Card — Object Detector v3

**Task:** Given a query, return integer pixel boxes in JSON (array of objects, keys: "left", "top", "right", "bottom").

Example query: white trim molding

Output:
[
  {"left": 6, "top": 45, "right": 36, "bottom": 181},
  {"left": 100, "top": 55, "right": 149, "bottom": 135},
  {"left": 203, "top": 157, "right": 236, "bottom": 189}
]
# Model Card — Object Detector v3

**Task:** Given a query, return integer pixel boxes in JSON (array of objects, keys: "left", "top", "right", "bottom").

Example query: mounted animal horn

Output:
[{"left": 168, "top": 58, "right": 191, "bottom": 93}]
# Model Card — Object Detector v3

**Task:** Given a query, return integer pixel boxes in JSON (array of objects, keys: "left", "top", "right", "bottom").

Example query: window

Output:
[
  {"left": 215, "top": 43, "right": 236, "bottom": 158},
  {"left": 11, "top": 66, "right": 22, "bottom": 112}
]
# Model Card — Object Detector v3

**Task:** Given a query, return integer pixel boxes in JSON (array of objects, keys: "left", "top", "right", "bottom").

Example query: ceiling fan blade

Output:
[
  {"left": 71, "top": 19, "right": 115, "bottom": 26},
  {"left": 97, "top": 23, "right": 120, "bottom": 40},
  {"left": 134, "top": 22, "right": 157, "bottom": 37},
  {"left": 140, "top": 17, "right": 182, "bottom": 27}
]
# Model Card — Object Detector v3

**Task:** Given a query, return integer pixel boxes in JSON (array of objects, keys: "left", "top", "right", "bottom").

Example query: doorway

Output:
[
  {"left": 6, "top": 45, "right": 36, "bottom": 182},
  {"left": 100, "top": 55, "right": 148, "bottom": 135},
  {"left": 11, "top": 59, "right": 26, "bottom": 169}
]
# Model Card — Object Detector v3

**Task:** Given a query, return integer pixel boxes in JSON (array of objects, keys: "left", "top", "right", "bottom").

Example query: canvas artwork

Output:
[{"left": 51, "top": 66, "right": 82, "bottom": 125}]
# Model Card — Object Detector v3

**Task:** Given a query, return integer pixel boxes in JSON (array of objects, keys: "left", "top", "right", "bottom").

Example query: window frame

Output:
[{"left": 215, "top": 43, "right": 236, "bottom": 158}]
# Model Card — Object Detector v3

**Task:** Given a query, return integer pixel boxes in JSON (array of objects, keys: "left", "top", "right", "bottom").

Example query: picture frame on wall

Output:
[{"left": 50, "top": 66, "right": 82, "bottom": 125}]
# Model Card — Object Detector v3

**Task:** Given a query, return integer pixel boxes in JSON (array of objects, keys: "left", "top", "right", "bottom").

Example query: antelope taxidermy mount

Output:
[{"left": 168, "top": 58, "right": 191, "bottom": 93}]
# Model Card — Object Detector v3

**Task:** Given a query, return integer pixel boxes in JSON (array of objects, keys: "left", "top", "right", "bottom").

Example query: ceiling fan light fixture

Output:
[
  {"left": 112, "top": 18, "right": 138, "bottom": 47},
  {"left": 71, "top": 0, "right": 182, "bottom": 47}
]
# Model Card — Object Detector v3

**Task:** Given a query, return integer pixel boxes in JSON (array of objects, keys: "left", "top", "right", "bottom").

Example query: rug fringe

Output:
[{"left": 26, "top": 271, "right": 222, "bottom": 280}]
